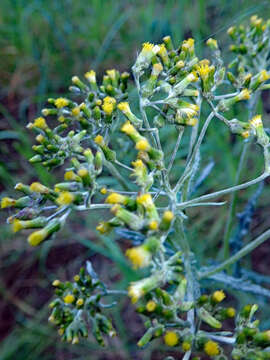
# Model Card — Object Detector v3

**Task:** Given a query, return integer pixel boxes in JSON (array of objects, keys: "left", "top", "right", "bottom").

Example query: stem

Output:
[
  {"left": 199, "top": 228, "right": 270, "bottom": 279},
  {"left": 177, "top": 172, "right": 269, "bottom": 210},
  {"left": 167, "top": 126, "right": 184, "bottom": 173},
  {"left": 174, "top": 216, "right": 196, "bottom": 335},
  {"left": 222, "top": 90, "right": 260, "bottom": 260},
  {"left": 174, "top": 111, "right": 215, "bottom": 193},
  {"left": 222, "top": 142, "right": 249, "bottom": 259}
]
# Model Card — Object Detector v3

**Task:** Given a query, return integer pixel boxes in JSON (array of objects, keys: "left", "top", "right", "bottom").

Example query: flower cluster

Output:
[
  {"left": 2, "top": 14, "right": 270, "bottom": 360},
  {"left": 49, "top": 262, "right": 116, "bottom": 346}
]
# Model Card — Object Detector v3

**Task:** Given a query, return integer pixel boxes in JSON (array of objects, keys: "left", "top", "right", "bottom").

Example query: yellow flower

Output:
[
  {"left": 54, "top": 98, "right": 69, "bottom": 109},
  {"left": 227, "top": 307, "right": 236, "bottom": 318},
  {"left": 52, "top": 279, "right": 61, "bottom": 287},
  {"left": 100, "top": 187, "right": 107, "bottom": 195},
  {"left": 29, "top": 117, "right": 48, "bottom": 130},
  {"left": 132, "top": 159, "right": 144, "bottom": 168},
  {"left": 96, "top": 221, "right": 111, "bottom": 234},
  {"left": 137, "top": 193, "right": 154, "bottom": 208},
  {"left": 238, "top": 88, "right": 251, "bottom": 100},
  {"left": 212, "top": 290, "right": 226, "bottom": 303},
  {"left": 84, "top": 70, "right": 96, "bottom": 83},
  {"left": 30, "top": 182, "right": 49, "bottom": 194},
  {"left": 250, "top": 114, "right": 262, "bottom": 128},
  {"left": 1, "top": 197, "right": 16, "bottom": 209},
  {"left": 126, "top": 246, "right": 151, "bottom": 269},
  {"left": 102, "top": 102, "right": 114, "bottom": 115},
  {"left": 182, "top": 341, "right": 191, "bottom": 351},
  {"left": 182, "top": 38, "right": 195, "bottom": 51},
  {"left": 206, "top": 38, "right": 218, "bottom": 49},
  {"left": 163, "top": 210, "right": 174, "bottom": 222},
  {"left": 64, "top": 171, "right": 77, "bottom": 181},
  {"left": 94, "top": 135, "right": 104, "bottom": 146},
  {"left": 142, "top": 42, "right": 154, "bottom": 54},
  {"left": 121, "top": 121, "right": 137, "bottom": 136},
  {"left": 77, "top": 168, "right": 88, "bottom": 178},
  {"left": 106, "top": 69, "right": 117, "bottom": 80},
  {"left": 36, "top": 134, "right": 45, "bottom": 143},
  {"left": 136, "top": 139, "right": 151, "bottom": 151},
  {"left": 241, "top": 130, "right": 250, "bottom": 139},
  {"left": 28, "top": 229, "right": 47, "bottom": 246},
  {"left": 105, "top": 192, "right": 126, "bottom": 204},
  {"left": 103, "top": 96, "right": 116, "bottom": 105},
  {"left": 56, "top": 191, "right": 74, "bottom": 206},
  {"left": 128, "top": 282, "right": 144, "bottom": 303},
  {"left": 204, "top": 340, "right": 219, "bottom": 356},
  {"left": 149, "top": 220, "right": 159, "bottom": 230},
  {"left": 152, "top": 63, "right": 163, "bottom": 76},
  {"left": 164, "top": 331, "right": 179, "bottom": 347},
  {"left": 12, "top": 219, "right": 24, "bottom": 233},
  {"left": 63, "top": 293, "right": 75, "bottom": 304},
  {"left": 72, "top": 107, "right": 80, "bottom": 117},
  {"left": 76, "top": 298, "right": 84, "bottom": 307},
  {"left": 117, "top": 102, "right": 131, "bottom": 115},
  {"left": 146, "top": 300, "right": 157, "bottom": 312}
]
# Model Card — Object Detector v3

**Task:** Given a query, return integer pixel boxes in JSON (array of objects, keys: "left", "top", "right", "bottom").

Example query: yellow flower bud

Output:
[
  {"left": 63, "top": 293, "right": 75, "bottom": 304},
  {"left": 30, "top": 182, "right": 49, "bottom": 194},
  {"left": 117, "top": 102, "right": 131, "bottom": 114},
  {"left": 28, "top": 229, "right": 47, "bottom": 246},
  {"left": 52, "top": 279, "right": 61, "bottom": 287},
  {"left": 212, "top": 290, "right": 226, "bottom": 303},
  {"left": 149, "top": 220, "right": 159, "bottom": 230},
  {"left": 164, "top": 331, "right": 179, "bottom": 347},
  {"left": 64, "top": 171, "right": 77, "bottom": 181},
  {"left": 182, "top": 341, "right": 191, "bottom": 351},
  {"left": 84, "top": 70, "right": 96, "bottom": 83},
  {"left": 163, "top": 210, "right": 174, "bottom": 222},
  {"left": 105, "top": 192, "right": 126, "bottom": 204},
  {"left": 136, "top": 139, "right": 151, "bottom": 151},
  {"left": 100, "top": 187, "right": 107, "bottom": 194},
  {"left": 1, "top": 197, "right": 16, "bottom": 209},
  {"left": 76, "top": 298, "right": 84, "bottom": 307},
  {"left": 31, "top": 117, "right": 48, "bottom": 130},
  {"left": 54, "top": 98, "right": 69, "bottom": 108},
  {"left": 121, "top": 121, "right": 137, "bottom": 136},
  {"left": 72, "top": 107, "right": 80, "bottom": 117},
  {"left": 204, "top": 340, "right": 219, "bottom": 356},
  {"left": 250, "top": 114, "right": 262, "bottom": 128},
  {"left": 56, "top": 191, "right": 74, "bottom": 206},
  {"left": 12, "top": 219, "right": 24, "bottom": 233},
  {"left": 227, "top": 307, "right": 236, "bottom": 318},
  {"left": 102, "top": 102, "right": 114, "bottom": 115},
  {"left": 126, "top": 246, "right": 151, "bottom": 269},
  {"left": 94, "top": 135, "right": 104, "bottom": 146},
  {"left": 146, "top": 300, "right": 157, "bottom": 312}
]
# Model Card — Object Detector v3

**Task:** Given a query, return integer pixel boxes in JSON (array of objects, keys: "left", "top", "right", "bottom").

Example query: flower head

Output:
[
  {"left": 105, "top": 192, "right": 126, "bottom": 204},
  {"left": 56, "top": 191, "right": 74, "bottom": 206},
  {"left": 84, "top": 70, "right": 96, "bottom": 83},
  {"left": 204, "top": 340, "right": 219, "bottom": 356},
  {"left": 1, "top": 197, "right": 16, "bottom": 209},
  {"left": 164, "top": 331, "right": 179, "bottom": 347},
  {"left": 63, "top": 293, "right": 75, "bottom": 304},
  {"left": 54, "top": 98, "right": 69, "bottom": 109},
  {"left": 126, "top": 246, "right": 151, "bottom": 269},
  {"left": 212, "top": 290, "right": 226, "bottom": 303}
]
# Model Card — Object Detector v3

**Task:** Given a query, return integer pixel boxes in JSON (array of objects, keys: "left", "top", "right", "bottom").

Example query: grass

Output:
[{"left": 1, "top": 0, "right": 270, "bottom": 359}]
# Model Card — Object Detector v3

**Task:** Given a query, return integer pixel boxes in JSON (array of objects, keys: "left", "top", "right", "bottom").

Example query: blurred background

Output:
[{"left": 1, "top": 0, "right": 270, "bottom": 359}]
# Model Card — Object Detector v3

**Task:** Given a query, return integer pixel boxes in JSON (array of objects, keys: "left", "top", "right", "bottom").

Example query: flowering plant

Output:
[{"left": 2, "top": 15, "right": 270, "bottom": 359}]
